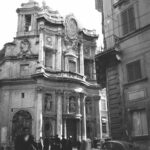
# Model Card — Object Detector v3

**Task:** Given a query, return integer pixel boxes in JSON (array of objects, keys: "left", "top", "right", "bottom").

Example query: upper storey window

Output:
[
  {"left": 121, "top": 6, "right": 136, "bottom": 35},
  {"left": 126, "top": 60, "right": 142, "bottom": 82},
  {"left": 69, "top": 60, "right": 76, "bottom": 72},
  {"left": 24, "top": 15, "right": 31, "bottom": 32},
  {"left": 45, "top": 50, "right": 53, "bottom": 70},
  {"left": 84, "top": 59, "right": 94, "bottom": 79}
]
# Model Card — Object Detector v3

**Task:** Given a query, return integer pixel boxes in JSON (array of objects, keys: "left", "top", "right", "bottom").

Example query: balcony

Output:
[
  {"left": 113, "top": 0, "right": 129, "bottom": 8},
  {"left": 35, "top": 65, "right": 86, "bottom": 81}
]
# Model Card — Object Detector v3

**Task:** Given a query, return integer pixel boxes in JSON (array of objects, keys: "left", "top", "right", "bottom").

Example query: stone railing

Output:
[
  {"left": 45, "top": 69, "right": 86, "bottom": 81},
  {"left": 36, "top": 65, "right": 86, "bottom": 81}
]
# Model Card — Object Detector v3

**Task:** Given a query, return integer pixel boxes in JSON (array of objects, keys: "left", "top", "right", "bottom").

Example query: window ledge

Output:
[
  {"left": 113, "top": 0, "right": 126, "bottom": 8},
  {"left": 123, "top": 77, "right": 148, "bottom": 86}
]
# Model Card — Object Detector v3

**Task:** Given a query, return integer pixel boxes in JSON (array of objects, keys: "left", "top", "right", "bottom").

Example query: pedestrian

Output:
[
  {"left": 19, "top": 127, "right": 37, "bottom": 150},
  {"left": 54, "top": 134, "right": 61, "bottom": 150},
  {"left": 43, "top": 137, "right": 50, "bottom": 150},
  {"left": 14, "top": 133, "right": 22, "bottom": 150},
  {"left": 37, "top": 137, "right": 44, "bottom": 150},
  {"left": 76, "top": 140, "right": 81, "bottom": 150},
  {"left": 50, "top": 136, "right": 55, "bottom": 150},
  {"left": 61, "top": 135, "right": 67, "bottom": 150},
  {"left": 66, "top": 137, "right": 72, "bottom": 150}
]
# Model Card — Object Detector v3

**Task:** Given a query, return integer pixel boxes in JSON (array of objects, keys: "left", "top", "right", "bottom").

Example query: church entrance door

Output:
[
  {"left": 12, "top": 110, "right": 32, "bottom": 141},
  {"left": 66, "top": 119, "right": 77, "bottom": 145}
]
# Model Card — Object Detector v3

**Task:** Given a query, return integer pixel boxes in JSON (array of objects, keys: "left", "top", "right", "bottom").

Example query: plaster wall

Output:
[{"left": 0, "top": 60, "right": 37, "bottom": 79}]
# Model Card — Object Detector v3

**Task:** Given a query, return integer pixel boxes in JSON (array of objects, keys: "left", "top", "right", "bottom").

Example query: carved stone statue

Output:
[
  {"left": 44, "top": 94, "right": 52, "bottom": 112},
  {"left": 69, "top": 96, "right": 76, "bottom": 113}
]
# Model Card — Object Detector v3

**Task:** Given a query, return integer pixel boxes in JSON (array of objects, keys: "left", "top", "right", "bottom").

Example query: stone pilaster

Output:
[
  {"left": 56, "top": 36, "right": 62, "bottom": 70},
  {"left": 80, "top": 42, "right": 84, "bottom": 75},
  {"left": 38, "top": 21, "right": 45, "bottom": 66},
  {"left": 63, "top": 119, "right": 67, "bottom": 138},
  {"left": 81, "top": 94, "right": 87, "bottom": 140},
  {"left": 35, "top": 87, "right": 43, "bottom": 141},
  {"left": 77, "top": 94, "right": 81, "bottom": 114},
  {"left": 77, "top": 119, "right": 82, "bottom": 141},
  {"left": 56, "top": 90, "right": 63, "bottom": 138}
]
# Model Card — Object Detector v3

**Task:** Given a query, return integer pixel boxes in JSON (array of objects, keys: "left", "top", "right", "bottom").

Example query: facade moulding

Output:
[
  {"left": 0, "top": 78, "right": 36, "bottom": 86},
  {"left": 120, "top": 24, "right": 150, "bottom": 43}
]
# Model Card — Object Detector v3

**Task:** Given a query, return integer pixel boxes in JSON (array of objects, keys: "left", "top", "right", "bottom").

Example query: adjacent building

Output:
[
  {"left": 0, "top": 0, "right": 101, "bottom": 147},
  {"left": 95, "top": 0, "right": 150, "bottom": 148}
]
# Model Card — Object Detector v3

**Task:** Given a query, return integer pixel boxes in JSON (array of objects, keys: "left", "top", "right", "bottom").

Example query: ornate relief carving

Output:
[
  {"left": 69, "top": 96, "right": 77, "bottom": 113},
  {"left": 45, "top": 35, "right": 55, "bottom": 49},
  {"left": 18, "top": 39, "right": 32, "bottom": 58},
  {"left": 84, "top": 45, "right": 91, "bottom": 56},
  {"left": 65, "top": 14, "right": 78, "bottom": 40}
]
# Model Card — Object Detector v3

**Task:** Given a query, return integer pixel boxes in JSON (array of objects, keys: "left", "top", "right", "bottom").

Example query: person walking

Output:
[
  {"left": 61, "top": 135, "right": 67, "bottom": 150},
  {"left": 15, "top": 127, "right": 37, "bottom": 150},
  {"left": 37, "top": 137, "right": 44, "bottom": 150},
  {"left": 43, "top": 137, "right": 50, "bottom": 150}
]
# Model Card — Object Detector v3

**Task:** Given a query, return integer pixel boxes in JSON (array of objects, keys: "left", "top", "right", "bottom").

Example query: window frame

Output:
[
  {"left": 24, "top": 14, "right": 32, "bottom": 32},
  {"left": 121, "top": 5, "right": 136, "bottom": 36},
  {"left": 126, "top": 59, "right": 142, "bottom": 82},
  {"left": 131, "top": 109, "right": 148, "bottom": 137}
]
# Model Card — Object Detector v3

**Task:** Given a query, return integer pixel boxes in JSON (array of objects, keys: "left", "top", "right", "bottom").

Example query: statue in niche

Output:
[
  {"left": 86, "top": 102, "right": 92, "bottom": 114},
  {"left": 18, "top": 39, "right": 32, "bottom": 58},
  {"left": 44, "top": 94, "right": 53, "bottom": 112},
  {"left": 69, "top": 96, "right": 76, "bottom": 113}
]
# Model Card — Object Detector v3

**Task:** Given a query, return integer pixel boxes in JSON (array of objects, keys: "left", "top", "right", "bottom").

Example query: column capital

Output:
[
  {"left": 93, "top": 95, "right": 101, "bottom": 101},
  {"left": 56, "top": 89, "right": 63, "bottom": 95},
  {"left": 36, "top": 86, "right": 45, "bottom": 93}
]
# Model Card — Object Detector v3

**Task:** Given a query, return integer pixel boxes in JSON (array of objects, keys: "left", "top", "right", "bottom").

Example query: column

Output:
[
  {"left": 56, "top": 90, "right": 63, "bottom": 138},
  {"left": 56, "top": 35, "right": 62, "bottom": 70},
  {"left": 36, "top": 87, "right": 43, "bottom": 141},
  {"left": 63, "top": 119, "right": 67, "bottom": 138},
  {"left": 37, "top": 21, "right": 45, "bottom": 73},
  {"left": 77, "top": 94, "right": 81, "bottom": 114},
  {"left": 94, "top": 96, "right": 101, "bottom": 139},
  {"left": 77, "top": 119, "right": 82, "bottom": 141},
  {"left": 80, "top": 42, "right": 84, "bottom": 75},
  {"left": 81, "top": 94, "right": 87, "bottom": 140}
]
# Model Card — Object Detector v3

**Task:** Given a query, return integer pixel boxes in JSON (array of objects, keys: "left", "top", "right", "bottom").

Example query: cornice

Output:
[
  {"left": 120, "top": 24, "right": 150, "bottom": 43},
  {"left": 0, "top": 55, "right": 38, "bottom": 65},
  {"left": 31, "top": 72, "right": 100, "bottom": 89},
  {"left": 0, "top": 78, "right": 36, "bottom": 86}
]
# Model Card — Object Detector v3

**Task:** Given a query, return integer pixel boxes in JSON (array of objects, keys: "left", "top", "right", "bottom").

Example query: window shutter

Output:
[
  {"left": 127, "top": 60, "right": 142, "bottom": 82},
  {"left": 128, "top": 7, "right": 136, "bottom": 32},
  {"left": 121, "top": 10, "right": 128, "bottom": 35}
]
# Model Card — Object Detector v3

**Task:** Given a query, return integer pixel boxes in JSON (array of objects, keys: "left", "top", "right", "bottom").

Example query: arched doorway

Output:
[{"left": 12, "top": 110, "right": 32, "bottom": 141}]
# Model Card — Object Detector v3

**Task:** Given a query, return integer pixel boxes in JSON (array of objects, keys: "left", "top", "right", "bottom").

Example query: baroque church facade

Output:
[{"left": 0, "top": 0, "right": 100, "bottom": 146}]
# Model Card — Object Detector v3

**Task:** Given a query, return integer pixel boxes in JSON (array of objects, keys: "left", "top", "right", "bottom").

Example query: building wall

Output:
[
  {"left": 0, "top": 0, "right": 101, "bottom": 147},
  {"left": 97, "top": 0, "right": 150, "bottom": 148}
]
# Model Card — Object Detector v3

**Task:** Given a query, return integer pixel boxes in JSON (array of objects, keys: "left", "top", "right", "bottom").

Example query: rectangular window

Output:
[
  {"left": 45, "top": 51, "right": 53, "bottom": 69},
  {"left": 121, "top": 6, "right": 136, "bottom": 35},
  {"left": 132, "top": 110, "right": 148, "bottom": 136},
  {"left": 84, "top": 59, "right": 93, "bottom": 79},
  {"left": 126, "top": 60, "right": 142, "bottom": 82},
  {"left": 25, "top": 15, "right": 31, "bottom": 32},
  {"left": 69, "top": 60, "right": 76, "bottom": 72},
  {"left": 102, "top": 117, "right": 107, "bottom": 134},
  {"left": 20, "top": 64, "right": 29, "bottom": 76}
]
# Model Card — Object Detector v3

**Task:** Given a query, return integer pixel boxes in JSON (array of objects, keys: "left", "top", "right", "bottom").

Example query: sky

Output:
[{"left": 0, "top": 0, "right": 102, "bottom": 49}]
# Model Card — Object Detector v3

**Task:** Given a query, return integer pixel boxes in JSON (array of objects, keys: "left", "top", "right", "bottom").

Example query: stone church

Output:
[{"left": 0, "top": 0, "right": 100, "bottom": 147}]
